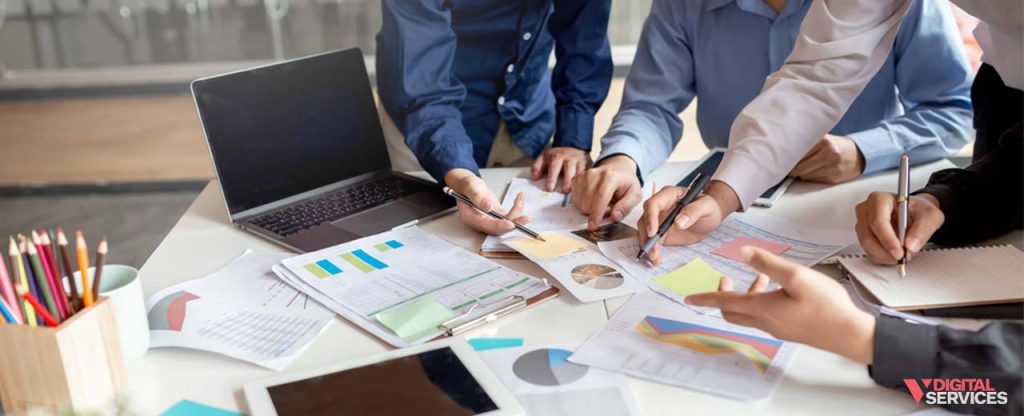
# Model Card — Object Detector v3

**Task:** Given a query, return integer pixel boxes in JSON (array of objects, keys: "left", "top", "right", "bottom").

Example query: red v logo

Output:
[
  {"left": 923, "top": 379, "right": 933, "bottom": 388},
  {"left": 903, "top": 379, "right": 925, "bottom": 403}
]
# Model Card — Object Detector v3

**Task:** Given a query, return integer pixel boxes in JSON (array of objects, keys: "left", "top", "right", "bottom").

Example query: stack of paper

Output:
[
  {"left": 481, "top": 179, "right": 604, "bottom": 256},
  {"left": 146, "top": 250, "right": 334, "bottom": 370},
  {"left": 271, "top": 227, "right": 552, "bottom": 347}
]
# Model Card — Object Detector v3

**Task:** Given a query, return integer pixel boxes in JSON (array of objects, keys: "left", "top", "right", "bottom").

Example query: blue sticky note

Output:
[
  {"left": 469, "top": 337, "right": 525, "bottom": 351},
  {"left": 162, "top": 400, "right": 245, "bottom": 416}
]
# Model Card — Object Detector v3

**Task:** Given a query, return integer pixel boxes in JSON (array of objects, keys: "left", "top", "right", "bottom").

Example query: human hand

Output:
[
  {"left": 569, "top": 155, "right": 643, "bottom": 230},
  {"left": 531, "top": 147, "right": 593, "bottom": 192},
  {"left": 686, "top": 247, "right": 876, "bottom": 364},
  {"left": 790, "top": 135, "right": 865, "bottom": 184},
  {"left": 636, "top": 181, "right": 740, "bottom": 265},
  {"left": 444, "top": 168, "right": 530, "bottom": 235},
  {"left": 855, "top": 192, "right": 944, "bottom": 265}
]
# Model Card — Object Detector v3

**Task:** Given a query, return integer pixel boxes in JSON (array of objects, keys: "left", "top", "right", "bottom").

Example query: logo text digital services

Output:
[{"left": 903, "top": 378, "right": 1009, "bottom": 406}]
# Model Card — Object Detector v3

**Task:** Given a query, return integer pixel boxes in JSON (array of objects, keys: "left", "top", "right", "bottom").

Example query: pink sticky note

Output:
[{"left": 712, "top": 236, "right": 791, "bottom": 261}]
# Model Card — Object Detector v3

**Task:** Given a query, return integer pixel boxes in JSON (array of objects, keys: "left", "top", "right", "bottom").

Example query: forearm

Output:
[
  {"left": 549, "top": 0, "right": 612, "bottom": 150},
  {"left": 916, "top": 134, "right": 1024, "bottom": 245},
  {"left": 870, "top": 316, "right": 1023, "bottom": 414},
  {"left": 718, "top": 0, "right": 913, "bottom": 208}
]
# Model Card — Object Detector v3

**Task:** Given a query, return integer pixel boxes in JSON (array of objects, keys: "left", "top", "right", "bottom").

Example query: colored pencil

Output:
[
  {"left": 15, "top": 284, "right": 58, "bottom": 327},
  {"left": 92, "top": 238, "right": 107, "bottom": 301},
  {"left": 41, "top": 231, "right": 73, "bottom": 316},
  {"left": 0, "top": 239, "right": 21, "bottom": 323},
  {"left": 25, "top": 236, "right": 59, "bottom": 320},
  {"left": 33, "top": 231, "right": 68, "bottom": 320},
  {"left": 0, "top": 297, "right": 19, "bottom": 324},
  {"left": 19, "top": 237, "right": 44, "bottom": 324},
  {"left": 76, "top": 231, "right": 93, "bottom": 307},
  {"left": 11, "top": 238, "right": 36, "bottom": 326},
  {"left": 57, "top": 229, "right": 83, "bottom": 310}
]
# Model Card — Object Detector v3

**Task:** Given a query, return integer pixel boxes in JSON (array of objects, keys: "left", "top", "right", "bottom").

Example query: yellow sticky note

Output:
[
  {"left": 506, "top": 231, "right": 587, "bottom": 260},
  {"left": 375, "top": 297, "right": 455, "bottom": 341},
  {"left": 654, "top": 258, "right": 723, "bottom": 297}
]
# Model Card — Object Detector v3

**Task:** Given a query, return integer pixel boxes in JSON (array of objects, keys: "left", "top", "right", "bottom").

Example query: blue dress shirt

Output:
[
  {"left": 599, "top": 0, "right": 973, "bottom": 184},
  {"left": 377, "top": 0, "right": 613, "bottom": 182}
]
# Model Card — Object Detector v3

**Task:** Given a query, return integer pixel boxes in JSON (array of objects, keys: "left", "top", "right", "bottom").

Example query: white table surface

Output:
[{"left": 128, "top": 160, "right": 956, "bottom": 415}]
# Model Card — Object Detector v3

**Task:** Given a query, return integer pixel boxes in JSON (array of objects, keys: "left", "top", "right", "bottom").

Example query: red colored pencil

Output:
[
  {"left": 41, "top": 231, "right": 73, "bottom": 315},
  {"left": 16, "top": 284, "right": 58, "bottom": 327},
  {"left": 32, "top": 231, "right": 68, "bottom": 320}
]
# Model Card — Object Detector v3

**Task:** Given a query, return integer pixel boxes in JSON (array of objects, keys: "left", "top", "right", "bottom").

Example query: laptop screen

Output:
[{"left": 193, "top": 48, "right": 391, "bottom": 215}]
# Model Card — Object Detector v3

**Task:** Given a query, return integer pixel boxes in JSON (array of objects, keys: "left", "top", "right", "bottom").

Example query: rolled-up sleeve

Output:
[
  {"left": 377, "top": 0, "right": 478, "bottom": 182},
  {"left": 548, "top": 0, "right": 614, "bottom": 151},
  {"left": 846, "top": 0, "right": 973, "bottom": 175},
  {"left": 596, "top": 0, "right": 696, "bottom": 185},
  {"left": 717, "top": 0, "right": 914, "bottom": 209},
  {"left": 870, "top": 315, "right": 1023, "bottom": 415}
]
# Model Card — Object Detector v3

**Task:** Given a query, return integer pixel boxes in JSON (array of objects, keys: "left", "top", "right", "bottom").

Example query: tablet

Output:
[
  {"left": 678, "top": 148, "right": 795, "bottom": 207},
  {"left": 244, "top": 338, "right": 523, "bottom": 416}
]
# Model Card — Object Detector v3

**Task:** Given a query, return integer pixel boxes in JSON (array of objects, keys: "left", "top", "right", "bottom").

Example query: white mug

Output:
[{"left": 75, "top": 265, "right": 151, "bottom": 361}]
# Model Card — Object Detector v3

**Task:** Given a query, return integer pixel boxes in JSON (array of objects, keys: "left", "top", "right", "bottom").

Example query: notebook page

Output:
[{"left": 839, "top": 245, "right": 1024, "bottom": 310}]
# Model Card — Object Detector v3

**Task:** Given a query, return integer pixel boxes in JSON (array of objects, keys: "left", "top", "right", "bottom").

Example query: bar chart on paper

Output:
[
  {"left": 276, "top": 227, "right": 551, "bottom": 346},
  {"left": 569, "top": 292, "right": 797, "bottom": 401},
  {"left": 302, "top": 239, "right": 404, "bottom": 277}
]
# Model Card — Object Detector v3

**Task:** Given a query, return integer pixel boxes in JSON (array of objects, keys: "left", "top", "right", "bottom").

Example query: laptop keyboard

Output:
[{"left": 249, "top": 176, "right": 427, "bottom": 237}]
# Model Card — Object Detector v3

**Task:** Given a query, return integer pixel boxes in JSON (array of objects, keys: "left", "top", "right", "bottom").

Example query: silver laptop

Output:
[{"left": 191, "top": 48, "right": 454, "bottom": 252}]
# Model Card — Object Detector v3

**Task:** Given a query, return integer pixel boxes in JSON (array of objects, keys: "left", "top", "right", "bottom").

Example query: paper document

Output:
[
  {"left": 506, "top": 230, "right": 645, "bottom": 303},
  {"left": 570, "top": 292, "right": 797, "bottom": 401},
  {"left": 479, "top": 343, "right": 645, "bottom": 416},
  {"left": 481, "top": 178, "right": 604, "bottom": 255},
  {"left": 147, "top": 251, "right": 334, "bottom": 370},
  {"left": 599, "top": 211, "right": 853, "bottom": 314},
  {"left": 273, "top": 227, "right": 551, "bottom": 347}
]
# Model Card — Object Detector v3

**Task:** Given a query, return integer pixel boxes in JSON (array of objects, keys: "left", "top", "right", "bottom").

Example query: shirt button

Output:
[
  {"left": 498, "top": 96, "right": 506, "bottom": 106},
  {"left": 522, "top": 32, "right": 532, "bottom": 41},
  {"left": 507, "top": 64, "right": 514, "bottom": 73}
]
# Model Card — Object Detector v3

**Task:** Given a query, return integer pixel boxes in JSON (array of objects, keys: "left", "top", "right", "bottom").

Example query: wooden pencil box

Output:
[{"left": 0, "top": 297, "right": 127, "bottom": 414}]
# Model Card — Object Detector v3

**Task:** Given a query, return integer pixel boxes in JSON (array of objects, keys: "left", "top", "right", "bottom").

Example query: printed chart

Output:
[
  {"left": 570, "top": 291, "right": 797, "bottom": 401},
  {"left": 512, "top": 348, "right": 589, "bottom": 386},
  {"left": 303, "top": 239, "right": 403, "bottom": 277},
  {"left": 636, "top": 315, "right": 782, "bottom": 374}
]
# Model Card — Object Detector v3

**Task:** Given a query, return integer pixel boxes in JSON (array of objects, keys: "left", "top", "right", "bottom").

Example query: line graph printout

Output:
[
  {"left": 599, "top": 211, "right": 854, "bottom": 314},
  {"left": 569, "top": 291, "right": 797, "bottom": 401},
  {"left": 275, "top": 227, "right": 550, "bottom": 347}
]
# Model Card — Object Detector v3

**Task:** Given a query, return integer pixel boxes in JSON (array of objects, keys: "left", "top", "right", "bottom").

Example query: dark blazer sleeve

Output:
[
  {"left": 870, "top": 315, "right": 1023, "bottom": 415},
  {"left": 914, "top": 126, "right": 1023, "bottom": 245}
]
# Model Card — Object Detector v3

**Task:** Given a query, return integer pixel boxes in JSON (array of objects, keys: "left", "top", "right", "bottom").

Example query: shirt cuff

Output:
[
  {"left": 596, "top": 135, "right": 659, "bottom": 187},
  {"left": 846, "top": 127, "right": 902, "bottom": 176},
  {"left": 711, "top": 151, "right": 772, "bottom": 210},
  {"left": 417, "top": 142, "right": 481, "bottom": 184},
  {"left": 553, "top": 107, "right": 596, "bottom": 151},
  {"left": 868, "top": 315, "right": 939, "bottom": 389}
]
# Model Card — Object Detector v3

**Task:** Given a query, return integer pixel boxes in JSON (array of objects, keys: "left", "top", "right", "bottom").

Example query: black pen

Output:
[
  {"left": 897, "top": 155, "right": 910, "bottom": 278},
  {"left": 442, "top": 187, "right": 546, "bottom": 242},
  {"left": 636, "top": 173, "right": 711, "bottom": 261}
]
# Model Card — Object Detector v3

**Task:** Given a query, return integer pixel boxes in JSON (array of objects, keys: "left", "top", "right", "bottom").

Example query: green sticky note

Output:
[
  {"left": 162, "top": 400, "right": 244, "bottom": 416},
  {"left": 654, "top": 258, "right": 723, "bottom": 297},
  {"left": 375, "top": 297, "right": 455, "bottom": 341}
]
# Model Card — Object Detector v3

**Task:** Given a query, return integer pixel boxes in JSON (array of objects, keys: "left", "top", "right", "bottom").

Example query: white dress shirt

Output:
[{"left": 715, "top": 0, "right": 1023, "bottom": 209}]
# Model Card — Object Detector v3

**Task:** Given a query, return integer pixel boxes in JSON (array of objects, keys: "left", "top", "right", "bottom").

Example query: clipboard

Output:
[{"left": 430, "top": 284, "right": 561, "bottom": 340}]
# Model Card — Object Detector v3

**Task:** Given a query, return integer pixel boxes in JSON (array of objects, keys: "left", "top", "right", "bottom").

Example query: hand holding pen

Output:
[
  {"left": 636, "top": 173, "right": 712, "bottom": 263},
  {"left": 442, "top": 183, "right": 545, "bottom": 242}
]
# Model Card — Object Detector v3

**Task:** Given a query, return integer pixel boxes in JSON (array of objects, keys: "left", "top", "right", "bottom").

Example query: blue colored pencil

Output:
[{"left": 0, "top": 297, "right": 19, "bottom": 324}]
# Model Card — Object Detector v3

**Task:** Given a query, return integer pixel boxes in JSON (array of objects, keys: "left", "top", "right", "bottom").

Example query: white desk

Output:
[{"left": 129, "top": 161, "right": 954, "bottom": 415}]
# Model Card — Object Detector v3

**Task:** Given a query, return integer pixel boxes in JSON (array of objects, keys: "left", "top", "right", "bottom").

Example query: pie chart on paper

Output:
[{"left": 511, "top": 348, "right": 589, "bottom": 386}]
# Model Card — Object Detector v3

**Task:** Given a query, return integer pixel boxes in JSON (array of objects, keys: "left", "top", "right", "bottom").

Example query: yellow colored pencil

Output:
[{"left": 75, "top": 231, "right": 92, "bottom": 307}]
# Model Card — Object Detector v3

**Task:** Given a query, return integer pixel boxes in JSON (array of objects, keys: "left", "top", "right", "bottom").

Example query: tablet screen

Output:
[
  {"left": 677, "top": 150, "right": 786, "bottom": 199},
  {"left": 267, "top": 347, "right": 499, "bottom": 416}
]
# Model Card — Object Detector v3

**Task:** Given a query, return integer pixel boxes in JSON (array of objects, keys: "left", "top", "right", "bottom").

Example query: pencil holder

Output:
[{"left": 0, "top": 297, "right": 127, "bottom": 414}]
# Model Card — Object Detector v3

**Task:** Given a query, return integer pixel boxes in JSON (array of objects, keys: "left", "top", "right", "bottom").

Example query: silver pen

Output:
[
  {"left": 897, "top": 155, "right": 910, "bottom": 278},
  {"left": 442, "top": 186, "right": 546, "bottom": 242}
]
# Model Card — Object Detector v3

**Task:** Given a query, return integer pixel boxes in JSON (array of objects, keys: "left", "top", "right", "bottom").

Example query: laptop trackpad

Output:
[{"left": 330, "top": 199, "right": 429, "bottom": 236}]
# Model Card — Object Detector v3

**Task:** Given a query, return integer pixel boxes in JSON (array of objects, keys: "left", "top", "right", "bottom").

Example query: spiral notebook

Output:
[{"left": 837, "top": 245, "right": 1024, "bottom": 311}]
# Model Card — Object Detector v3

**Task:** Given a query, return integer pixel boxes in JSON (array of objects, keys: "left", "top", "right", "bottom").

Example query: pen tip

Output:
[
  {"left": 898, "top": 264, "right": 906, "bottom": 278},
  {"left": 536, "top": 236, "right": 547, "bottom": 242}
]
